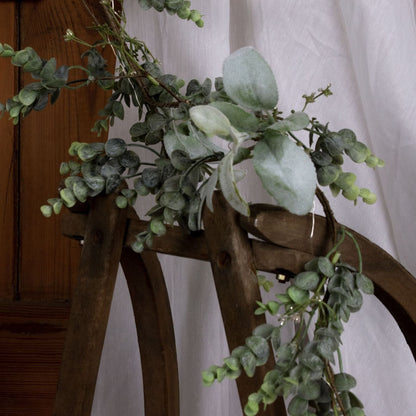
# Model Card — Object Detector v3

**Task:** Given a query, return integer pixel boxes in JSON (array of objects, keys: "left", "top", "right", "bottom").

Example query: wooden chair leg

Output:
[
  {"left": 53, "top": 194, "right": 128, "bottom": 416},
  {"left": 203, "top": 192, "right": 287, "bottom": 416},
  {"left": 120, "top": 247, "right": 180, "bottom": 416}
]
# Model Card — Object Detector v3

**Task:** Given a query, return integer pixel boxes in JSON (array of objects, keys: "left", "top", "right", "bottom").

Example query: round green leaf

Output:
[
  {"left": 150, "top": 218, "right": 167, "bottom": 236},
  {"left": 73, "top": 180, "right": 89, "bottom": 203},
  {"left": 317, "top": 164, "right": 340, "bottom": 186},
  {"left": 334, "top": 373, "right": 357, "bottom": 392},
  {"left": 293, "top": 271, "right": 321, "bottom": 291},
  {"left": 18, "top": 88, "right": 37, "bottom": 106},
  {"left": 240, "top": 349, "right": 257, "bottom": 377},
  {"left": 245, "top": 336, "right": 269, "bottom": 365},
  {"left": 115, "top": 195, "right": 128, "bottom": 209},
  {"left": 223, "top": 47, "right": 278, "bottom": 111},
  {"left": 355, "top": 273, "right": 374, "bottom": 295},
  {"left": 346, "top": 141, "right": 369, "bottom": 163},
  {"left": 159, "top": 192, "right": 186, "bottom": 211},
  {"left": 105, "top": 138, "right": 127, "bottom": 157},
  {"left": 253, "top": 133, "right": 316, "bottom": 215},
  {"left": 287, "top": 395, "right": 308, "bottom": 416},
  {"left": 287, "top": 286, "right": 309, "bottom": 305},
  {"left": 297, "top": 380, "right": 321, "bottom": 400},
  {"left": 40, "top": 204, "right": 53, "bottom": 218},
  {"left": 60, "top": 188, "right": 76, "bottom": 208},
  {"left": 317, "top": 257, "right": 335, "bottom": 277}
]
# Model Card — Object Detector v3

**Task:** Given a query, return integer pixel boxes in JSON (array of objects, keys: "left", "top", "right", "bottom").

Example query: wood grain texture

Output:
[
  {"left": 61, "top": 202, "right": 416, "bottom": 359},
  {"left": 0, "top": 1, "right": 17, "bottom": 300},
  {"left": 53, "top": 193, "right": 128, "bottom": 416},
  {"left": 18, "top": 0, "right": 114, "bottom": 301},
  {"left": 0, "top": 302, "right": 69, "bottom": 415},
  {"left": 203, "top": 193, "right": 287, "bottom": 416},
  {"left": 121, "top": 247, "right": 180, "bottom": 416}
]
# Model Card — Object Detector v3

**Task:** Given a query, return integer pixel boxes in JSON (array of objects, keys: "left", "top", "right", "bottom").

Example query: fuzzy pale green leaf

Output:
[
  {"left": 223, "top": 47, "right": 278, "bottom": 111},
  {"left": 253, "top": 132, "right": 316, "bottom": 215}
]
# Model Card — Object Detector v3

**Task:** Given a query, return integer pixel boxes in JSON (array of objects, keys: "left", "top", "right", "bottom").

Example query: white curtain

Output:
[{"left": 92, "top": 1, "right": 416, "bottom": 415}]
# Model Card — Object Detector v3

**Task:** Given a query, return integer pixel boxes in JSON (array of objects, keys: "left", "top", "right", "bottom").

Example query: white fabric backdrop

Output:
[{"left": 91, "top": 1, "right": 416, "bottom": 414}]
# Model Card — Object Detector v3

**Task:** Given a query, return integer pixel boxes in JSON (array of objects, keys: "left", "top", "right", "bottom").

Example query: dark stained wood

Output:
[
  {"left": 203, "top": 193, "right": 287, "bottom": 416},
  {"left": 240, "top": 204, "right": 416, "bottom": 358},
  {"left": 53, "top": 192, "right": 128, "bottom": 416},
  {"left": 61, "top": 209, "right": 310, "bottom": 274},
  {"left": 121, "top": 246, "right": 180, "bottom": 416},
  {"left": 18, "top": 0, "right": 114, "bottom": 301},
  {"left": 0, "top": 1, "right": 17, "bottom": 300},
  {"left": 58, "top": 198, "right": 416, "bottom": 413},
  {"left": 0, "top": 302, "right": 69, "bottom": 415}
]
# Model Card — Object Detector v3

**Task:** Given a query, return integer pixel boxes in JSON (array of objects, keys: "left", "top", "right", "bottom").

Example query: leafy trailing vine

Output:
[{"left": 0, "top": 2, "right": 384, "bottom": 415}]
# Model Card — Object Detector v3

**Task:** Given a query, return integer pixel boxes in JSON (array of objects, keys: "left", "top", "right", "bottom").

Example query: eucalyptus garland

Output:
[{"left": 0, "top": 2, "right": 384, "bottom": 415}]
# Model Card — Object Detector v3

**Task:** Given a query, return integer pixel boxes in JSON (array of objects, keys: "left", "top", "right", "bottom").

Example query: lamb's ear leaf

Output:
[
  {"left": 189, "top": 105, "right": 231, "bottom": 137},
  {"left": 218, "top": 152, "right": 250, "bottom": 216},
  {"left": 223, "top": 47, "right": 278, "bottom": 111},
  {"left": 253, "top": 132, "right": 316, "bottom": 215}
]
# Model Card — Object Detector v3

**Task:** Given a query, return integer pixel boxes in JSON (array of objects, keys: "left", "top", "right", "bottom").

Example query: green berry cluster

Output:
[
  {"left": 310, "top": 124, "right": 383, "bottom": 205},
  {"left": 138, "top": 0, "right": 204, "bottom": 27},
  {"left": 0, "top": 44, "right": 69, "bottom": 124},
  {"left": 40, "top": 138, "right": 140, "bottom": 217}
]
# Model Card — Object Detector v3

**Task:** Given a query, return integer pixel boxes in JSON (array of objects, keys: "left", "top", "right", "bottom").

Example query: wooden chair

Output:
[{"left": 53, "top": 191, "right": 416, "bottom": 416}]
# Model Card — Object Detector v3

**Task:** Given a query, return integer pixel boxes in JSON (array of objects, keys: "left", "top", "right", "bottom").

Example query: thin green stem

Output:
[
  {"left": 128, "top": 143, "right": 161, "bottom": 157},
  {"left": 287, "top": 131, "right": 309, "bottom": 151},
  {"left": 345, "top": 230, "right": 362, "bottom": 273},
  {"left": 337, "top": 347, "right": 344, "bottom": 373},
  {"left": 326, "top": 227, "right": 345, "bottom": 259}
]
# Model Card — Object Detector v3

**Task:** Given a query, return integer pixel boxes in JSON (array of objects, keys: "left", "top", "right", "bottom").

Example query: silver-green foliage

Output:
[
  {"left": 204, "top": 231, "right": 374, "bottom": 416},
  {"left": 0, "top": 4, "right": 384, "bottom": 415}
]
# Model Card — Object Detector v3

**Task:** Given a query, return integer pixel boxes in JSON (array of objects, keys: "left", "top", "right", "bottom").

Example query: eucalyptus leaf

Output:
[
  {"left": 334, "top": 373, "right": 357, "bottom": 392},
  {"left": 223, "top": 47, "right": 278, "bottom": 111},
  {"left": 253, "top": 133, "right": 316, "bottom": 215},
  {"left": 355, "top": 273, "right": 374, "bottom": 295},
  {"left": 252, "top": 323, "right": 275, "bottom": 339},
  {"left": 39, "top": 57, "right": 57, "bottom": 81},
  {"left": 105, "top": 138, "right": 127, "bottom": 157},
  {"left": 293, "top": 271, "right": 321, "bottom": 291},
  {"left": 287, "top": 286, "right": 309, "bottom": 305},
  {"left": 297, "top": 380, "right": 321, "bottom": 400},
  {"left": 245, "top": 336, "right": 269, "bottom": 365},
  {"left": 287, "top": 395, "right": 308, "bottom": 416},
  {"left": 240, "top": 349, "right": 257, "bottom": 377},
  {"left": 18, "top": 89, "right": 38, "bottom": 106}
]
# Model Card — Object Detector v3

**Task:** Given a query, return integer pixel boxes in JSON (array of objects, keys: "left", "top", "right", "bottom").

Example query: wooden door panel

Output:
[
  {"left": 0, "top": 1, "right": 115, "bottom": 414},
  {"left": 0, "top": 303, "right": 69, "bottom": 415},
  {"left": 19, "top": 0, "right": 113, "bottom": 301},
  {"left": 0, "top": 1, "right": 17, "bottom": 300}
]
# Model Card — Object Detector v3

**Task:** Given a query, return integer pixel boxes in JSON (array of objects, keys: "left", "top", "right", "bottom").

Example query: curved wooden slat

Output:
[
  {"left": 120, "top": 246, "right": 180, "bottom": 416},
  {"left": 240, "top": 204, "right": 416, "bottom": 358}
]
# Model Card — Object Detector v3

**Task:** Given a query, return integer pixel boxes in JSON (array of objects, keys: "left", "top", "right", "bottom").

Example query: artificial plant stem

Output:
[
  {"left": 337, "top": 347, "right": 344, "bottom": 373},
  {"left": 128, "top": 143, "right": 161, "bottom": 157},
  {"left": 325, "top": 227, "right": 345, "bottom": 260},
  {"left": 345, "top": 230, "right": 363, "bottom": 273},
  {"left": 325, "top": 361, "right": 348, "bottom": 416}
]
